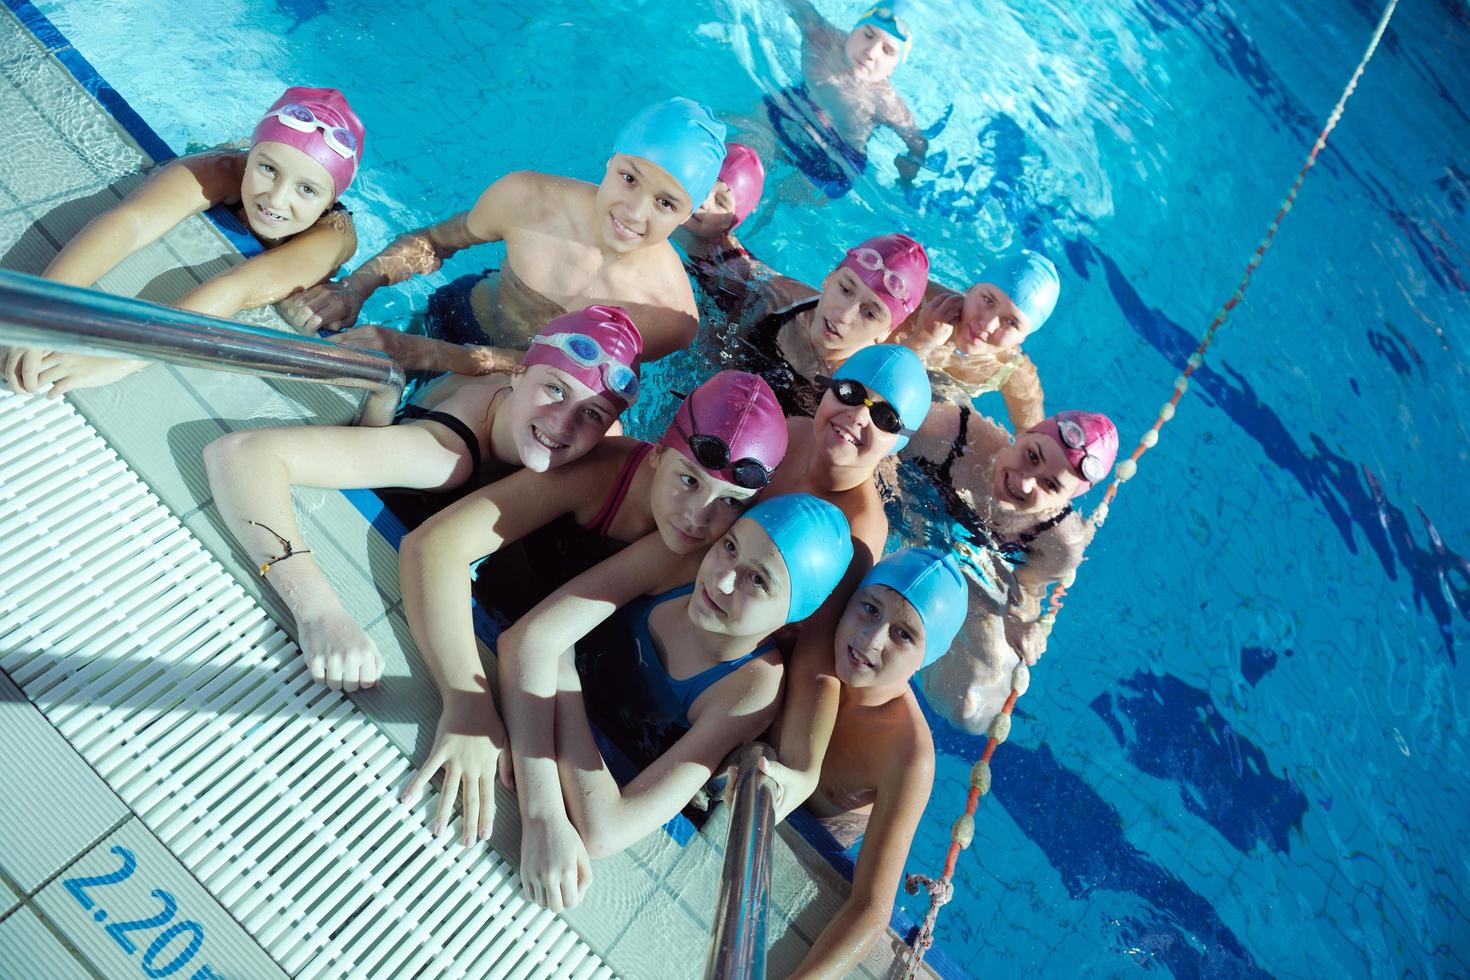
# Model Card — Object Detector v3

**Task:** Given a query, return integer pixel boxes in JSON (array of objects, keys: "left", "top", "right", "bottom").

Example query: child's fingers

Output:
[
  {"left": 478, "top": 778, "right": 496, "bottom": 841},
  {"left": 433, "top": 766, "right": 461, "bottom": 835},
  {"left": 462, "top": 774, "right": 480, "bottom": 846},
  {"left": 400, "top": 755, "right": 439, "bottom": 805}
]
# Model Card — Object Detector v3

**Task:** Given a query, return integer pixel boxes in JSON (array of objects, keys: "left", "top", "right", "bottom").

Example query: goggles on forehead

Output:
[
  {"left": 816, "top": 375, "right": 912, "bottom": 436},
  {"left": 263, "top": 103, "right": 358, "bottom": 160},
  {"left": 846, "top": 246, "right": 911, "bottom": 302},
  {"left": 529, "top": 331, "right": 640, "bottom": 405},
  {"left": 1056, "top": 416, "right": 1107, "bottom": 484}
]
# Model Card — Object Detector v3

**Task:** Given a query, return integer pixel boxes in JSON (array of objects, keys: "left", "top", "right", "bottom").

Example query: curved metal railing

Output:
[{"left": 0, "top": 269, "right": 403, "bottom": 425}]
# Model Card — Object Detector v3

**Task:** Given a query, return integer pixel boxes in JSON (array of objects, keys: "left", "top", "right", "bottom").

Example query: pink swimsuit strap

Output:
[{"left": 584, "top": 441, "right": 655, "bottom": 540}]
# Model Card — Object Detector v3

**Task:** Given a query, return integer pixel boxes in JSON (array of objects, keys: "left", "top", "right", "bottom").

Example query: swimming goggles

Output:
[
  {"left": 1056, "top": 416, "right": 1107, "bottom": 484},
  {"left": 847, "top": 247, "right": 911, "bottom": 302},
  {"left": 673, "top": 387, "right": 773, "bottom": 490},
  {"left": 529, "top": 331, "right": 640, "bottom": 405},
  {"left": 263, "top": 103, "right": 359, "bottom": 160},
  {"left": 815, "top": 375, "right": 912, "bottom": 436}
]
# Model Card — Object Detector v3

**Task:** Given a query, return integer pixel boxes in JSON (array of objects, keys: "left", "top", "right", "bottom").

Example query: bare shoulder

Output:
[
  {"left": 872, "top": 695, "right": 935, "bottom": 791},
  {"left": 481, "top": 170, "right": 589, "bottom": 231}
]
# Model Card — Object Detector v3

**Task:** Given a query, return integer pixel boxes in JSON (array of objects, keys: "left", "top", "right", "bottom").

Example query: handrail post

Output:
[
  {"left": 0, "top": 269, "right": 404, "bottom": 425},
  {"left": 706, "top": 741, "right": 778, "bottom": 980}
]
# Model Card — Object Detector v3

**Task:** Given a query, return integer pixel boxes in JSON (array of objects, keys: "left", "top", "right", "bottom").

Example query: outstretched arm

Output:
[
  {"left": 498, "top": 534, "right": 688, "bottom": 910},
  {"left": 179, "top": 216, "right": 356, "bottom": 320},
  {"left": 791, "top": 741, "right": 935, "bottom": 978},
  {"left": 779, "top": 0, "right": 831, "bottom": 38},
  {"left": 203, "top": 405, "right": 481, "bottom": 690},
  {"left": 280, "top": 170, "right": 531, "bottom": 332}
]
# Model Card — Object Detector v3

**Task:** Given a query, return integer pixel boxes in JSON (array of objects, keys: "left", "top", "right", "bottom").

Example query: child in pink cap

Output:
[
  {"left": 676, "top": 143, "right": 783, "bottom": 322},
  {"left": 729, "top": 231, "right": 930, "bottom": 417},
  {"left": 3, "top": 85, "right": 364, "bottom": 398},
  {"left": 203, "top": 305, "right": 644, "bottom": 695},
  {"left": 905, "top": 404, "right": 1119, "bottom": 734}
]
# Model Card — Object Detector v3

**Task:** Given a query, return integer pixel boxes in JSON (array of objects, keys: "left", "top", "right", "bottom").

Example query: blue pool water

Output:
[{"left": 27, "top": 0, "right": 1470, "bottom": 974}]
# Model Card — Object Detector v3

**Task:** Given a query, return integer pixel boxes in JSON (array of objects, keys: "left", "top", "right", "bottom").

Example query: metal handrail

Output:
[
  {"left": 706, "top": 742, "right": 779, "bottom": 980},
  {"left": 0, "top": 269, "right": 404, "bottom": 425}
]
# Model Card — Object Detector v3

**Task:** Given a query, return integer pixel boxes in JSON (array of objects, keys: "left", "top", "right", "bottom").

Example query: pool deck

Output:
[{"left": 0, "top": 5, "right": 938, "bottom": 978}]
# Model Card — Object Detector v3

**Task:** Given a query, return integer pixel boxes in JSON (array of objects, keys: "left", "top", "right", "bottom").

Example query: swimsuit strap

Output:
[
  {"left": 634, "top": 583, "right": 776, "bottom": 719},
  {"left": 397, "top": 404, "right": 482, "bottom": 477},
  {"left": 585, "top": 441, "right": 655, "bottom": 540},
  {"left": 761, "top": 295, "right": 820, "bottom": 333},
  {"left": 937, "top": 405, "right": 972, "bottom": 486}
]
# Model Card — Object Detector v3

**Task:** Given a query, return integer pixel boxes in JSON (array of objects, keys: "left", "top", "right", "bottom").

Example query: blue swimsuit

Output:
[
  {"left": 624, "top": 584, "right": 775, "bottom": 730},
  {"left": 763, "top": 82, "right": 868, "bottom": 199}
]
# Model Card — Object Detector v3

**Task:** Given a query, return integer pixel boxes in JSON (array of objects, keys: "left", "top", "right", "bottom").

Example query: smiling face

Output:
[
  {"left": 688, "top": 518, "right": 791, "bottom": 637},
  {"left": 991, "top": 430, "right": 1082, "bottom": 513},
  {"left": 959, "top": 283, "right": 1034, "bottom": 354},
  {"left": 810, "top": 267, "right": 895, "bottom": 360},
  {"left": 812, "top": 383, "right": 901, "bottom": 470},
  {"left": 596, "top": 153, "right": 694, "bottom": 253},
  {"left": 647, "top": 447, "right": 759, "bottom": 554},
  {"left": 239, "top": 142, "right": 335, "bottom": 240},
  {"left": 505, "top": 364, "right": 620, "bottom": 472},
  {"left": 682, "top": 179, "right": 737, "bottom": 240},
  {"left": 834, "top": 584, "right": 927, "bottom": 688},
  {"left": 845, "top": 22, "right": 903, "bottom": 81}
]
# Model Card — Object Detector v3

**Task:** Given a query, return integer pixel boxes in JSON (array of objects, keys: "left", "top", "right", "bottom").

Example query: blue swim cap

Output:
[
  {"left": 742, "top": 493, "right": 853, "bottom": 623},
  {"left": 833, "top": 343, "right": 931, "bottom": 453},
  {"left": 981, "top": 250, "right": 1061, "bottom": 332},
  {"left": 855, "top": 1, "right": 913, "bottom": 53},
  {"left": 858, "top": 548, "right": 969, "bottom": 667},
  {"left": 612, "top": 97, "right": 727, "bottom": 208}
]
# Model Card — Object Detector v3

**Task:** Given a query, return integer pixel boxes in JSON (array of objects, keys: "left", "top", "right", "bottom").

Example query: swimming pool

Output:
[{"left": 25, "top": 0, "right": 1470, "bottom": 974}]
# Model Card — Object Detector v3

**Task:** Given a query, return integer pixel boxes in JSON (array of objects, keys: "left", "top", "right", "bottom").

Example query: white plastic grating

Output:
[{"left": 0, "top": 392, "right": 614, "bottom": 980}]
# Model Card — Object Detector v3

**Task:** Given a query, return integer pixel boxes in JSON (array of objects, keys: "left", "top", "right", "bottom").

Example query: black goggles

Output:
[
  {"left": 674, "top": 389, "right": 775, "bottom": 490},
  {"left": 815, "top": 376, "right": 911, "bottom": 436}
]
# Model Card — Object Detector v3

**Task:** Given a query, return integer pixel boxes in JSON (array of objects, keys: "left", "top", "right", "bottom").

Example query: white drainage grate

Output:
[{"left": 0, "top": 392, "right": 613, "bottom": 980}]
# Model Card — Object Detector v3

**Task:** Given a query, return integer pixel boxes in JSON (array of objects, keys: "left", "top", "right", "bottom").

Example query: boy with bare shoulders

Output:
[{"left": 281, "top": 98, "right": 724, "bottom": 372}]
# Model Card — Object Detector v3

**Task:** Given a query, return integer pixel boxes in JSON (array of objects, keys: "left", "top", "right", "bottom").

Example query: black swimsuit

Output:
[
  {"left": 918, "top": 405, "right": 1072, "bottom": 565},
  {"left": 729, "top": 297, "right": 825, "bottom": 418}
]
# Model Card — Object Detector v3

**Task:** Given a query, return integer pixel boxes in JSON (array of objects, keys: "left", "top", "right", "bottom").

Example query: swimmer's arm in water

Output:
[
  {"left": 791, "top": 731, "right": 934, "bottom": 979},
  {"left": 1000, "top": 352, "right": 1046, "bottom": 432},
  {"left": 498, "top": 535, "right": 688, "bottom": 908},
  {"left": 883, "top": 98, "right": 929, "bottom": 185},
  {"left": 283, "top": 168, "right": 547, "bottom": 332},
  {"left": 557, "top": 652, "right": 782, "bottom": 860},
  {"left": 203, "top": 398, "right": 485, "bottom": 691},
  {"left": 778, "top": 0, "right": 833, "bottom": 40}
]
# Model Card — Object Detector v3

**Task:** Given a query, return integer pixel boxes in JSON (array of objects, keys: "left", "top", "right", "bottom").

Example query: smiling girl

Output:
[
  {"left": 729, "top": 232, "right": 929, "bottom": 417},
  {"left": 2, "top": 86, "right": 362, "bottom": 396}
]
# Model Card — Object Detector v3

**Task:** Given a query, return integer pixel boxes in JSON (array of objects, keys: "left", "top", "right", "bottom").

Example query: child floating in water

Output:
[
  {"left": 730, "top": 232, "right": 930, "bottom": 417},
  {"left": 764, "top": 547, "right": 968, "bottom": 976},
  {"left": 761, "top": 0, "right": 927, "bottom": 197},
  {"left": 498, "top": 493, "right": 852, "bottom": 911},
  {"left": 907, "top": 407, "right": 1118, "bottom": 733},
  {"left": 202, "top": 306, "right": 642, "bottom": 693},
  {"left": 2, "top": 86, "right": 363, "bottom": 396},
  {"left": 282, "top": 98, "right": 725, "bottom": 371},
  {"left": 894, "top": 249, "right": 1061, "bottom": 430},
  {"left": 396, "top": 371, "right": 788, "bottom": 845}
]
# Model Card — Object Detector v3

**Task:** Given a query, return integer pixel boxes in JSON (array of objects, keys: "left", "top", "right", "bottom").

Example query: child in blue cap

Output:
[
  {"left": 762, "top": 547, "right": 969, "bottom": 975},
  {"left": 497, "top": 493, "right": 852, "bottom": 911},
  {"left": 279, "top": 97, "right": 725, "bottom": 372},
  {"left": 895, "top": 249, "right": 1062, "bottom": 429},
  {"left": 754, "top": 0, "right": 927, "bottom": 198}
]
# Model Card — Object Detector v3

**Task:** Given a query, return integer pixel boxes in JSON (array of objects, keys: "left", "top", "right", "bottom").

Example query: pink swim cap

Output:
[
  {"left": 837, "top": 233, "right": 929, "bottom": 327},
  {"left": 661, "top": 371, "right": 788, "bottom": 488},
  {"left": 719, "top": 143, "right": 766, "bottom": 228},
  {"left": 251, "top": 86, "right": 365, "bottom": 197},
  {"left": 1030, "top": 410, "right": 1119, "bottom": 497},
  {"left": 522, "top": 305, "right": 644, "bottom": 413}
]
